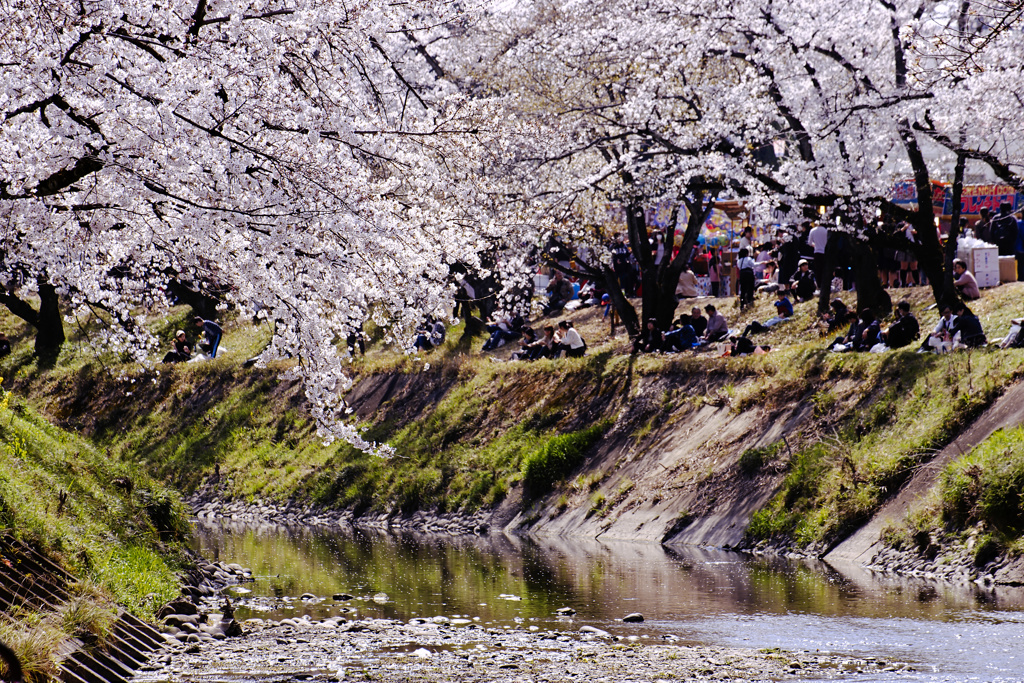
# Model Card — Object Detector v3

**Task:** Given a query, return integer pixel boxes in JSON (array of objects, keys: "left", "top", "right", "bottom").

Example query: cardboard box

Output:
[
  {"left": 999, "top": 255, "right": 1018, "bottom": 283},
  {"left": 972, "top": 246, "right": 1000, "bottom": 288}
]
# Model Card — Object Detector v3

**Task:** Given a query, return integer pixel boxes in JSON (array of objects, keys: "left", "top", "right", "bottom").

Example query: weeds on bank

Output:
[
  {"left": 882, "top": 427, "right": 1024, "bottom": 560},
  {"left": 0, "top": 583, "right": 120, "bottom": 683},
  {"left": 746, "top": 348, "right": 1021, "bottom": 549},
  {"left": 0, "top": 386, "right": 185, "bottom": 619}
]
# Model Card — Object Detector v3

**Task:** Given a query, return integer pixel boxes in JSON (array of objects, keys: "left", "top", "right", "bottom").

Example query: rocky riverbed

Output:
[{"left": 140, "top": 610, "right": 915, "bottom": 682}]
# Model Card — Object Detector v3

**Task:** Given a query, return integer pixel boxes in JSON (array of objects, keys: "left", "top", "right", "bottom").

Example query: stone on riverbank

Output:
[{"left": 134, "top": 616, "right": 894, "bottom": 682}]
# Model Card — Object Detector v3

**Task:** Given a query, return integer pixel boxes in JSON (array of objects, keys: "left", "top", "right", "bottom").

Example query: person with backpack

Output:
[{"left": 991, "top": 201, "right": 1019, "bottom": 256}]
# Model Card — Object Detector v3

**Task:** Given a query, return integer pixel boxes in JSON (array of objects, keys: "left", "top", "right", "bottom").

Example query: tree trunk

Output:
[
  {"left": 942, "top": 152, "right": 967, "bottom": 309},
  {"left": 34, "top": 281, "right": 65, "bottom": 365},
  {"left": 602, "top": 265, "right": 641, "bottom": 337},
  {"left": 851, "top": 237, "right": 891, "bottom": 315}
]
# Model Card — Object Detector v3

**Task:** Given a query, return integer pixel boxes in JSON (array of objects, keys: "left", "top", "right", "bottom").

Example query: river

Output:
[{"left": 193, "top": 521, "right": 1024, "bottom": 681}]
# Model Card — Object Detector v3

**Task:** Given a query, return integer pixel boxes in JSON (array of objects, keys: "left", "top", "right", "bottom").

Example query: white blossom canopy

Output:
[{"left": 1, "top": 0, "right": 509, "bottom": 449}]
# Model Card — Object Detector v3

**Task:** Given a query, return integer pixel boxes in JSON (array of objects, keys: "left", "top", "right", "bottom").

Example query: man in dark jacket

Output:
[
  {"left": 789, "top": 259, "right": 817, "bottom": 302},
  {"left": 883, "top": 301, "right": 920, "bottom": 349},
  {"left": 950, "top": 303, "right": 986, "bottom": 348},
  {"left": 992, "top": 201, "right": 1019, "bottom": 256},
  {"left": 194, "top": 316, "right": 223, "bottom": 358}
]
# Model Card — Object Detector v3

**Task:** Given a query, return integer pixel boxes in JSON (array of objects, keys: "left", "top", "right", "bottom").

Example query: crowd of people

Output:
[{"left": 154, "top": 207, "right": 1023, "bottom": 364}]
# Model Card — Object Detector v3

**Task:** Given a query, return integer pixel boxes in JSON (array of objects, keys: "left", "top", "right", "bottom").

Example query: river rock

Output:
[
  {"left": 164, "top": 614, "right": 200, "bottom": 628},
  {"left": 157, "top": 599, "right": 199, "bottom": 619},
  {"left": 300, "top": 593, "right": 317, "bottom": 600},
  {"left": 222, "top": 619, "right": 244, "bottom": 637},
  {"left": 373, "top": 592, "right": 389, "bottom": 603},
  {"left": 333, "top": 593, "right": 354, "bottom": 600},
  {"left": 556, "top": 607, "right": 576, "bottom": 615},
  {"left": 622, "top": 613, "right": 644, "bottom": 623},
  {"left": 579, "top": 626, "right": 611, "bottom": 637}
]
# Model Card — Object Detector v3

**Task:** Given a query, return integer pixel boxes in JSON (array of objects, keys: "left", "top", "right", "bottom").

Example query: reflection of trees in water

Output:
[{"left": 196, "top": 521, "right": 1024, "bottom": 624}]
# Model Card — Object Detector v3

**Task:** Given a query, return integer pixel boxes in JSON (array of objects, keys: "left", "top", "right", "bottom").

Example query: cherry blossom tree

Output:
[
  {"left": 440, "top": 0, "right": 782, "bottom": 336},
  {"left": 448, "top": 0, "right": 1024, "bottom": 320},
  {"left": 1, "top": 0, "right": 507, "bottom": 447}
]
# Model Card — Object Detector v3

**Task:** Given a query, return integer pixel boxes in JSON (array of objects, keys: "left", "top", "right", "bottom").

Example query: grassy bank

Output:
[
  {"left": 0, "top": 382, "right": 192, "bottom": 680},
  {"left": 0, "top": 386, "right": 189, "bottom": 617},
  {"left": 1, "top": 283, "right": 1023, "bottom": 560}
]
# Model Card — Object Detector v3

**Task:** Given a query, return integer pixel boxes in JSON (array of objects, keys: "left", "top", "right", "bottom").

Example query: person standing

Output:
[
  {"left": 194, "top": 316, "right": 223, "bottom": 358},
  {"left": 807, "top": 222, "right": 829, "bottom": 288},
  {"left": 610, "top": 234, "right": 635, "bottom": 295},
  {"left": 1015, "top": 212, "right": 1024, "bottom": 282},
  {"left": 975, "top": 207, "right": 993, "bottom": 243},
  {"left": 991, "top": 201, "right": 1019, "bottom": 256},
  {"left": 737, "top": 248, "right": 756, "bottom": 309}
]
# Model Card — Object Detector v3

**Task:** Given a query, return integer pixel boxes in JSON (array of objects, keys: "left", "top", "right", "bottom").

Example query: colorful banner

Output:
[
  {"left": 891, "top": 180, "right": 948, "bottom": 211},
  {"left": 939, "top": 185, "right": 1024, "bottom": 217}
]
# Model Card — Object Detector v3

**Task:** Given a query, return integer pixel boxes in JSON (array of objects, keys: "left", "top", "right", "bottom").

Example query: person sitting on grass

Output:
[
  {"left": 950, "top": 302, "right": 986, "bottom": 348},
  {"left": 918, "top": 306, "right": 954, "bottom": 352},
  {"left": 702, "top": 304, "right": 729, "bottom": 343},
  {"left": 823, "top": 299, "right": 853, "bottom": 333},
  {"left": 676, "top": 266, "right": 699, "bottom": 299},
  {"left": 740, "top": 290, "right": 793, "bottom": 337},
  {"left": 482, "top": 311, "right": 519, "bottom": 351},
  {"left": 633, "top": 318, "right": 664, "bottom": 354},
  {"left": 756, "top": 259, "right": 779, "bottom": 293},
  {"left": 414, "top": 316, "right": 445, "bottom": 351},
  {"left": 789, "top": 259, "right": 817, "bottom": 302},
  {"left": 881, "top": 301, "right": 920, "bottom": 349},
  {"left": 676, "top": 307, "right": 707, "bottom": 338},
  {"left": 194, "top": 316, "right": 223, "bottom": 358},
  {"left": 953, "top": 259, "right": 981, "bottom": 300},
  {"left": 663, "top": 317, "right": 700, "bottom": 352},
  {"left": 510, "top": 326, "right": 537, "bottom": 361},
  {"left": 554, "top": 320, "right": 587, "bottom": 358},
  {"left": 162, "top": 330, "right": 191, "bottom": 363},
  {"left": 832, "top": 309, "right": 880, "bottom": 351},
  {"left": 524, "top": 325, "right": 557, "bottom": 360},
  {"left": 544, "top": 271, "right": 574, "bottom": 314}
]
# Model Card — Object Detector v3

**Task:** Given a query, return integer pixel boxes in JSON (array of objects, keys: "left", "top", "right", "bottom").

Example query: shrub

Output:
[
  {"left": 738, "top": 440, "right": 785, "bottom": 475},
  {"left": 521, "top": 422, "right": 610, "bottom": 495}
]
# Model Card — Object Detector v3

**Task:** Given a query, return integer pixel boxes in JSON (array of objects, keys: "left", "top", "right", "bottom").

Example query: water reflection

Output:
[{"left": 193, "top": 522, "right": 1024, "bottom": 681}]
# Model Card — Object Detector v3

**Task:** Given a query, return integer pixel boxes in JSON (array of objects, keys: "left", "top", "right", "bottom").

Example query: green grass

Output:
[
  {"left": 521, "top": 422, "right": 611, "bottom": 496},
  {"left": 0, "top": 387, "right": 187, "bottom": 620},
  {"left": 880, "top": 427, "right": 1024, "bottom": 560}
]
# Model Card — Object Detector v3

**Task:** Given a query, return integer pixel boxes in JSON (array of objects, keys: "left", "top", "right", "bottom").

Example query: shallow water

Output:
[{"left": 193, "top": 521, "right": 1024, "bottom": 681}]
